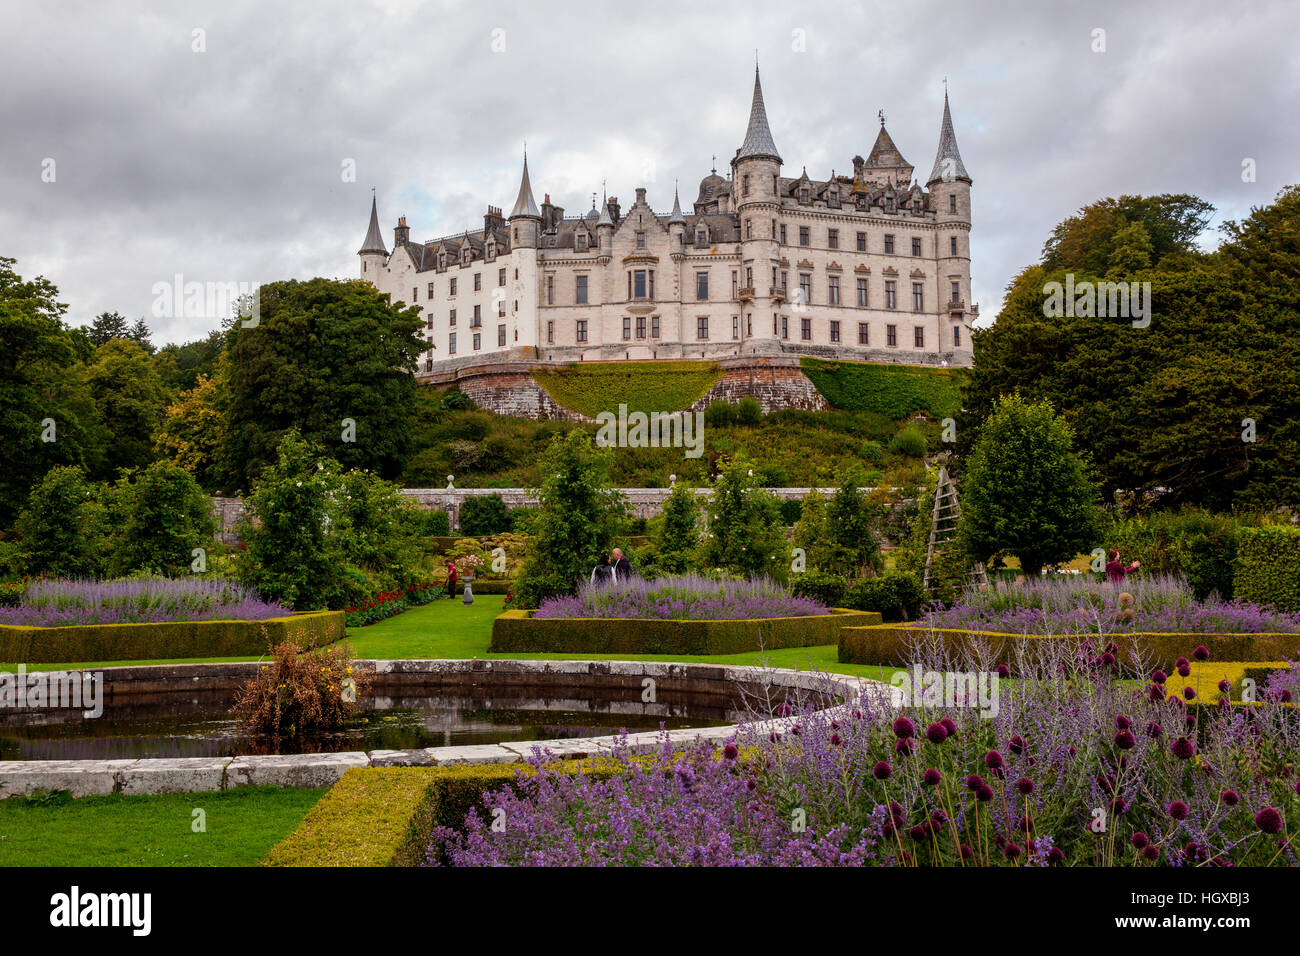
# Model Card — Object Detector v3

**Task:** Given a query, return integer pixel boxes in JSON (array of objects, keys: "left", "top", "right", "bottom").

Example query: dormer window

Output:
[
  {"left": 799, "top": 187, "right": 810, "bottom": 204},
  {"left": 576, "top": 233, "right": 588, "bottom": 252},
  {"left": 438, "top": 253, "right": 446, "bottom": 270},
  {"left": 697, "top": 229, "right": 708, "bottom": 245}
]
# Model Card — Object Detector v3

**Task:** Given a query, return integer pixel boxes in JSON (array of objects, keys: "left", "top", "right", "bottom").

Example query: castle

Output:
[{"left": 359, "top": 67, "right": 975, "bottom": 379}]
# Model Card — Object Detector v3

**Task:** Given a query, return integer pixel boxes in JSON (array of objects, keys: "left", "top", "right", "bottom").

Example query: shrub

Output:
[
  {"left": 842, "top": 571, "right": 924, "bottom": 622},
  {"left": 825, "top": 483, "right": 883, "bottom": 577},
  {"left": 1105, "top": 509, "right": 1241, "bottom": 600},
  {"left": 800, "top": 358, "right": 963, "bottom": 419},
  {"left": 0, "top": 576, "right": 288, "bottom": 626},
  {"left": 790, "top": 570, "right": 848, "bottom": 607},
  {"left": 704, "top": 400, "right": 736, "bottom": 428},
  {"left": 752, "top": 462, "right": 789, "bottom": 487},
  {"left": 440, "top": 389, "right": 475, "bottom": 410},
  {"left": 106, "top": 461, "right": 218, "bottom": 577},
  {"left": 506, "top": 506, "right": 539, "bottom": 537},
  {"left": 458, "top": 494, "right": 512, "bottom": 536},
  {"left": 860, "top": 440, "right": 886, "bottom": 466},
  {"left": 656, "top": 483, "right": 700, "bottom": 574},
  {"left": 14, "top": 466, "right": 105, "bottom": 578},
  {"left": 792, "top": 489, "right": 829, "bottom": 568},
  {"left": 778, "top": 498, "right": 802, "bottom": 526},
  {"left": 418, "top": 508, "right": 451, "bottom": 537},
  {"left": 888, "top": 424, "right": 928, "bottom": 458},
  {"left": 701, "top": 454, "right": 787, "bottom": 582},
  {"left": 1235, "top": 525, "right": 1300, "bottom": 612},
  {"left": 232, "top": 638, "right": 370, "bottom": 741},
  {"left": 735, "top": 397, "right": 763, "bottom": 425},
  {"left": 535, "top": 573, "right": 827, "bottom": 621}
]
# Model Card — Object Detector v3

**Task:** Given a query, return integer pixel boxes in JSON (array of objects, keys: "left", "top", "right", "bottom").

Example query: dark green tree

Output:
[
  {"left": 701, "top": 453, "right": 787, "bottom": 581},
  {"left": 459, "top": 493, "right": 512, "bottom": 536},
  {"left": 80, "top": 338, "right": 170, "bottom": 479},
  {"left": 15, "top": 465, "right": 105, "bottom": 577},
  {"left": 83, "top": 311, "right": 130, "bottom": 346},
  {"left": 106, "top": 460, "right": 217, "bottom": 576},
  {"left": 826, "top": 482, "right": 882, "bottom": 577},
  {"left": 656, "top": 481, "right": 701, "bottom": 573},
  {"left": 221, "top": 278, "right": 424, "bottom": 491},
  {"left": 959, "top": 394, "right": 1099, "bottom": 578}
]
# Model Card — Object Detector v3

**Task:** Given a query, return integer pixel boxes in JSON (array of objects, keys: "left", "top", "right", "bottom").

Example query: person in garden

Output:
[
  {"left": 1104, "top": 549, "right": 1140, "bottom": 584},
  {"left": 591, "top": 554, "right": 614, "bottom": 586},
  {"left": 611, "top": 547, "right": 633, "bottom": 583},
  {"left": 445, "top": 559, "right": 458, "bottom": 599}
]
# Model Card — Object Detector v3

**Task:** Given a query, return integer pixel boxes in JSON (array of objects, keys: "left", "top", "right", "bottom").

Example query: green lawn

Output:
[
  {"left": 0, "top": 786, "right": 326, "bottom": 867},
  {"left": 9, "top": 595, "right": 900, "bottom": 683}
]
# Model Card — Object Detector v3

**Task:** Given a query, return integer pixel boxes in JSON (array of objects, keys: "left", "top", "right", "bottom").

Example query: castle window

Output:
[
  {"left": 547, "top": 321, "right": 554, "bottom": 344},
  {"left": 576, "top": 320, "right": 588, "bottom": 343},
  {"left": 779, "top": 224, "right": 787, "bottom": 244},
  {"left": 951, "top": 282, "right": 960, "bottom": 304},
  {"left": 499, "top": 268, "right": 507, "bottom": 286},
  {"left": 697, "top": 316, "right": 708, "bottom": 340},
  {"left": 858, "top": 322, "right": 869, "bottom": 345},
  {"left": 474, "top": 273, "right": 482, "bottom": 291},
  {"left": 732, "top": 315, "right": 739, "bottom": 340},
  {"left": 954, "top": 326, "right": 962, "bottom": 347},
  {"left": 887, "top": 324, "right": 897, "bottom": 346},
  {"left": 771, "top": 218, "right": 776, "bottom": 238},
  {"left": 576, "top": 275, "right": 588, "bottom": 304},
  {"left": 857, "top": 278, "right": 868, "bottom": 307},
  {"left": 697, "top": 228, "right": 708, "bottom": 245},
  {"left": 799, "top": 226, "right": 809, "bottom": 246},
  {"left": 636, "top": 232, "right": 646, "bottom": 249},
  {"left": 798, "top": 273, "right": 811, "bottom": 305},
  {"left": 633, "top": 270, "right": 648, "bottom": 299},
  {"left": 884, "top": 235, "right": 895, "bottom": 255},
  {"left": 498, "top": 325, "right": 506, "bottom": 346},
  {"left": 949, "top": 194, "right": 957, "bottom": 213},
  {"left": 951, "top": 236, "right": 958, "bottom": 256},
  {"left": 576, "top": 233, "right": 587, "bottom": 251},
  {"left": 799, "top": 186, "right": 810, "bottom": 204},
  {"left": 781, "top": 315, "right": 788, "bottom": 339},
  {"left": 912, "top": 283, "right": 924, "bottom": 312},
  {"left": 546, "top": 275, "right": 554, "bottom": 305},
  {"left": 439, "top": 253, "right": 446, "bottom": 270},
  {"left": 413, "top": 287, "right": 418, "bottom": 302},
  {"left": 830, "top": 320, "right": 841, "bottom": 343},
  {"left": 828, "top": 229, "right": 839, "bottom": 250},
  {"left": 696, "top": 272, "right": 709, "bottom": 301},
  {"left": 914, "top": 326, "right": 924, "bottom": 348},
  {"left": 498, "top": 298, "right": 505, "bottom": 318},
  {"left": 828, "top": 276, "right": 840, "bottom": 305},
  {"left": 885, "top": 280, "right": 896, "bottom": 310},
  {"left": 473, "top": 304, "right": 482, "bottom": 326},
  {"left": 651, "top": 315, "right": 660, "bottom": 338},
  {"left": 449, "top": 332, "right": 457, "bottom": 354},
  {"left": 856, "top": 232, "right": 866, "bottom": 252},
  {"left": 449, "top": 277, "right": 457, "bottom": 296},
  {"left": 801, "top": 317, "right": 811, "bottom": 341},
  {"left": 746, "top": 219, "right": 752, "bottom": 239},
  {"left": 428, "top": 282, "right": 436, "bottom": 297},
  {"left": 425, "top": 358, "right": 432, "bottom": 372},
  {"left": 732, "top": 271, "right": 738, "bottom": 298},
  {"left": 636, "top": 316, "right": 646, "bottom": 339},
  {"left": 746, "top": 267, "right": 753, "bottom": 289},
  {"left": 473, "top": 332, "right": 481, "bottom": 350},
  {"left": 449, "top": 308, "right": 457, "bottom": 326},
  {"left": 742, "top": 174, "right": 750, "bottom": 196},
  {"left": 911, "top": 237, "right": 922, "bottom": 257},
  {"left": 781, "top": 271, "right": 788, "bottom": 292},
  {"left": 623, "top": 317, "right": 632, "bottom": 340},
  {"left": 827, "top": 189, "right": 839, "bottom": 208}
]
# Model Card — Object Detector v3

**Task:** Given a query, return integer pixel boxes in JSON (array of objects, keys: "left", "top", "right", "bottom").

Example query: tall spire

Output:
[
  {"left": 668, "top": 181, "right": 685, "bottom": 224},
  {"left": 736, "top": 64, "right": 781, "bottom": 163},
  {"left": 357, "top": 192, "right": 387, "bottom": 256},
  {"left": 927, "top": 90, "right": 971, "bottom": 186},
  {"left": 509, "top": 150, "right": 540, "bottom": 218}
]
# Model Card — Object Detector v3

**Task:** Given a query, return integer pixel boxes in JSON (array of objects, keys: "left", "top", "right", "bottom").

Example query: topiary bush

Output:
[
  {"left": 458, "top": 494, "right": 512, "bottom": 536},
  {"left": 843, "top": 571, "right": 924, "bottom": 622},
  {"left": 1234, "top": 525, "right": 1300, "bottom": 612},
  {"left": 789, "top": 570, "right": 848, "bottom": 607},
  {"left": 418, "top": 508, "right": 451, "bottom": 538}
]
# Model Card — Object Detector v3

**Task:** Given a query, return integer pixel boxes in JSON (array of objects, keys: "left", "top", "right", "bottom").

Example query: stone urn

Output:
[{"left": 462, "top": 581, "right": 474, "bottom": 605}]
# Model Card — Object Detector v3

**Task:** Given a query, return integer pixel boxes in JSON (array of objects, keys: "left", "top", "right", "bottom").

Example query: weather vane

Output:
[{"left": 878, "top": 109, "right": 886, "bottom": 127}]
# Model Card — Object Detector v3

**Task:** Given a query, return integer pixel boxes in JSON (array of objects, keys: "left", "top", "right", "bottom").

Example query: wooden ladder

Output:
[{"left": 923, "top": 466, "right": 989, "bottom": 592}]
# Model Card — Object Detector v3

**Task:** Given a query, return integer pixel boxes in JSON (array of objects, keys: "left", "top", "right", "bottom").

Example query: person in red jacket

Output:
[
  {"left": 445, "top": 560, "right": 458, "bottom": 599},
  {"left": 1104, "top": 549, "right": 1140, "bottom": 584}
]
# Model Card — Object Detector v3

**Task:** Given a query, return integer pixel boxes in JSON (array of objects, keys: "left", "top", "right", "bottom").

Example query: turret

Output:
[
  {"left": 667, "top": 183, "right": 686, "bottom": 247},
  {"left": 357, "top": 193, "right": 388, "bottom": 281},
  {"left": 732, "top": 64, "right": 782, "bottom": 354},
  {"left": 926, "top": 89, "right": 974, "bottom": 353},
  {"left": 508, "top": 151, "right": 541, "bottom": 249}
]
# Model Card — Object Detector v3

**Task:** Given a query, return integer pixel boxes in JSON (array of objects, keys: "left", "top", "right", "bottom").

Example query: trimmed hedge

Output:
[
  {"left": 264, "top": 759, "right": 630, "bottom": 867},
  {"left": 838, "top": 623, "right": 1300, "bottom": 672},
  {"left": 0, "top": 610, "right": 343, "bottom": 664},
  {"left": 799, "top": 358, "right": 963, "bottom": 420},
  {"left": 491, "top": 608, "right": 879, "bottom": 655},
  {"left": 531, "top": 361, "right": 723, "bottom": 417},
  {"left": 1234, "top": 525, "right": 1300, "bottom": 612}
]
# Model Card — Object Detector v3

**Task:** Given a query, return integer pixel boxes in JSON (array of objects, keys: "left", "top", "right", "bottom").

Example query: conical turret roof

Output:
[
  {"left": 358, "top": 194, "right": 388, "bottom": 256},
  {"left": 864, "top": 124, "right": 909, "bottom": 169},
  {"left": 668, "top": 184, "right": 686, "bottom": 224},
  {"left": 736, "top": 66, "right": 781, "bottom": 163},
  {"left": 509, "top": 152, "right": 541, "bottom": 219},
  {"left": 927, "top": 91, "right": 971, "bottom": 185}
]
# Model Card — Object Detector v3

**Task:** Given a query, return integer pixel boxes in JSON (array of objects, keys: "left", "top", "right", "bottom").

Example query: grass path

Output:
[
  {"left": 0, "top": 787, "right": 326, "bottom": 867},
  {"left": 11, "top": 596, "right": 902, "bottom": 683}
]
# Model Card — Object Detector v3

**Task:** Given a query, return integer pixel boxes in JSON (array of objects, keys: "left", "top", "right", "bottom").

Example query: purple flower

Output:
[
  {"left": 966, "top": 774, "right": 986, "bottom": 791},
  {"left": 1152, "top": 669, "right": 1168, "bottom": 685},
  {"left": 1015, "top": 777, "right": 1034, "bottom": 795},
  {"left": 1221, "top": 790, "right": 1239, "bottom": 807},
  {"left": 1004, "top": 841, "right": 1022, "bottom": 860},
  {"left": 1193, "top": 645, "right": 1209, "bottom": 661},
  {"left": 996, "top": 664, "right": 1010, "bottom": 678},
  {"left": 1048, "top": 847, "right": 1065, "bottom": 864},
  {"left": 722, "top": 744, "right": 739, "bottom": 761},
  {"left": 1009, "top": 735, "right": 1027, "bottom": 755},
  {"left": 894, "top": 738, "right": 914, "bottom": 757},
  {"left": 892, "top": 716, "right": 915, "bottom": 739},
  {"left": 872, "top": 760, "right": 892, "bottom": 780},
  {"left": 1255, "top": 808, "right": 1283, "bottom": 835},
  {"left": 1183, "top": 687, "right": 1197, "bottom": 701},
  {"left": 1115, "top": 714, "right": 1131, "bottom": 730},
  {"left": 1131, "top": 832, "right": 1149, "bottom": 849},
  {"left": 925, "top": 722, "right": 948, "bottom": 744},
  {"left": 1169, "top": 801, "right": 1189, "bottom": 821},
  {"left": 940, "top": 717, "right": 958, "bottom": 736},
  {"left": 1114, "top": 729, "right": 1136, "bottom": 750},
  {"left": 975, "top": 785, "right": 994, "bottom": 802},
  {"left": 984, "top": 750, "right": 1005, "bottom": 771},
  {"left": 1171, "top": 737, "right": 1196, "bottom": 760},
  {"left": 923, "top": 768, "right": 942, "bottom": 786}
]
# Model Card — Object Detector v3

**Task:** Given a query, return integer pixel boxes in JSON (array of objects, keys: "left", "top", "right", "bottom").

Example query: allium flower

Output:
[
  {"left": 940, "top": 717, "right": 958, "bottom": 736},
  {"left": 1016, "top": 777, "right": 1034, "bottom": 795},
  {"left": 930, "top": 809, "right": 948, "bottom": 827},
  {"left": 1221, "top": 789, "right": 1239, "bottom": 807},
  {"left": 959, "top": 844, "right": 973, "bottom": 860},
  {"left": 975, "top": 785, "right": 994, "bottom": 802},
  {"left": 1294, "top": 780, "right": 1300, "bottom": 798},
  {"left": 1152, "top": 669, "right": 1168, "bottom": 684},
  {"left": 892, "top": 716, "right": 915, "bottom": 739},
  {"left": 1147, "top": 684, "right": 1165, "bottom": 702},
  {"left": 830, "top": 734, "right": 842, "bottom": 747},
  {"left": 1183, "top": 687, "right": 1197, "bottom": 700},
  {"left": 1177, "top": 661, "right": 1191, "bottom": 678},
  {"left": 1218, "top": 679, "right": 1232, "bottom": 694},
  {"left": 894, "top": 738, "right": 914, "bottom": 756},
  {"left": 984, "top": 750, "right": 1005, "bottom": 770},
  {"left": 1048, "top": 847, "right": 1065, "bottom": 865},
  {"left": 872, "top": 760, "right": 892, "bottom": 780},
  {"left": 1004, "top": 841, "right": 1022, "bottom": 860},
  {"left": 1114, "top": 729, "right": 1136, "bottom": 750},
  {"left": 1009, "top": 735, "right": 1026, "bottom": 755},
  {"left": 723, "top": 744, "right": 739, "bottom": 760},
  {"left": 996, "top": 664, "right": 1010, "bottom": 678},
  {"left": 1169, "top": 801, "right": 1189, "bottom": 821},
  {"left": 966, "top": 774, "right": 986, "bottom": 791},
  {"left": 1131, "top": 832, "right": 1150, "bottom": 849},
  {"left": 1171, "top": 736, "right": 1196, "bottom": 760},
  {"left": 1142, "top": 845, "right": 1160, "bottom": 862},
  {"left": 925, "top": 722, "right": 948, "bottom": 744},
  {"left": 1115, "top": 714, "right": 1131, "bottom": 730},
  {"left": 1193, "top": 645, "right": 1209, "bottom": 661},
  {"left": 1255, "top": 807, "right": 1284, "bottom": 835},
  {"left": 923, "top": 768, "right": 942, "bottom": 786}
]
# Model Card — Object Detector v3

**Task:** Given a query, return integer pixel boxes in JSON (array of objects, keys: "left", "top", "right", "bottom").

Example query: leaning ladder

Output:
[{"left": 923, "top": 466, "right": 989, "bottom": 591}]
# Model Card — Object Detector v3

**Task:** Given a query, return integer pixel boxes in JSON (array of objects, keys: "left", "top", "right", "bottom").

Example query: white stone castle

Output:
[{"left": 358, "top": 66, "right": 975, "bottom": 375}]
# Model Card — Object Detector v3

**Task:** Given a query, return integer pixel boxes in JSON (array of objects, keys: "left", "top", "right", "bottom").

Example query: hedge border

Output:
[
  {"left": 0, "top": 610, "right": 344, "bottom": 664},
  {"left": 838, "top": 623, "right": 1300, "bottom": 672},
  {"left": 490, "top": 608, "right": 880, "bottom": 655}
]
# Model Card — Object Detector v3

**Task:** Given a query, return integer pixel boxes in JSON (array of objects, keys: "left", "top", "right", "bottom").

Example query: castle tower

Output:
[
  {"left": 667, "top": 183, "right": 686, "bottom": 247},
  {"left": 357, "top": 193, "right": 388, "bottom": 281},
  {"left": 732, "top": 64, "right": 782, "bottom": 354},
  {"left": 926, "top": 90, "right": 973, "bottom": 353},
  {"left": 507, "top": 151, "right": 542, "bottom": 353}
]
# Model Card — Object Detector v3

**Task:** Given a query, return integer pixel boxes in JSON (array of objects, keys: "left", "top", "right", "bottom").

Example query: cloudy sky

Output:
[{"left": 2, "top": 0, "right": 1296, "bottom": 347}]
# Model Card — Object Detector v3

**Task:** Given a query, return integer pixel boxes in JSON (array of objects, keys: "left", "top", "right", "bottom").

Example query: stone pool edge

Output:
[{"left": 0, "top": 659, "right": 902, "bottom": 798}]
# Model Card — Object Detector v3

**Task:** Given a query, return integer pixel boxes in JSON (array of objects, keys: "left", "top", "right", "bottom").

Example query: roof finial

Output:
[{"left": 878, "top": 108, "right": 886, "bottom": 128}]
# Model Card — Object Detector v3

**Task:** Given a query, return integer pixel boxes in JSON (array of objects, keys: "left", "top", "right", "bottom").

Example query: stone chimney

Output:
[
  {"left": 607, "top": 196, "right": 620, "bottom": 223},
  {"left": 483, "top": 205, "right": 504, "bottom": 234},
  {"left": 393, "top": 215, "right": 410, "bottom": 247}
]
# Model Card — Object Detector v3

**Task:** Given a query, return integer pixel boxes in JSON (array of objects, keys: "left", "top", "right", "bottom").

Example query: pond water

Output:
[{"left": 0, "top": 688, "right": 750, "bottom": 761}]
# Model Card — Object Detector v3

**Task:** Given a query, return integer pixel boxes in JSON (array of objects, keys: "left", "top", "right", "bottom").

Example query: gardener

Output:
[
  {"left": 611, "top": 547, "right": 633, "bottom": 584},
  {"left": 591, "top": 554, "right": 614, "bottom": 587},
  {"left": 445, "top": 560, "right": 458, "bottom": 599},
  {"left": 1104, "top": 549, "right": 1140, "bottom": 584}
]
